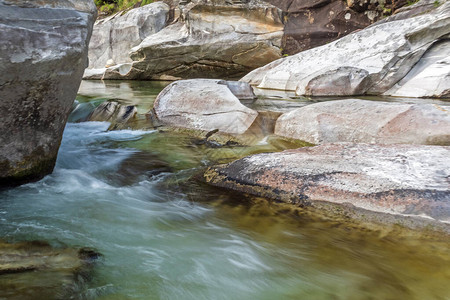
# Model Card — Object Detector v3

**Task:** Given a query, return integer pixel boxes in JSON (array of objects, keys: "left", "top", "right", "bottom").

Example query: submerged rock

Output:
[
  {"left": 275, "top": 99, "right": 450, "bottom": 145},
  {"left": 151, "top": 79, "right": 258, "bottom": 134},
  {"left": 204, "top": 143, "right": 450, "bottom": 229},
  {"left": 241, "top": 0, "right": 450, "bottom": 98},
  {"left": 0, "top": 0, "right": 96, "bottom": 187},
  {"left": 0, "top": 240, "right": 99, "bottom": 299},
  {"left": 89, "top": 100, "right": 138, "bottom": 124},
  {"left": 106, "top": 151, "right": 172, "bottom": 186}
]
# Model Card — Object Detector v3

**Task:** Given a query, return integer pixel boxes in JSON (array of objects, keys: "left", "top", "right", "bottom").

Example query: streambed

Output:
[{"left": 0, "top": 81, "right": 449, "bottom": 300}]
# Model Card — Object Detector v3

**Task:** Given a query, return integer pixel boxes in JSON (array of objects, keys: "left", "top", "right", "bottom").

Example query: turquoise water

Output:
[{"left": 0, "top": 81, "right": 449, "bottom": 300}]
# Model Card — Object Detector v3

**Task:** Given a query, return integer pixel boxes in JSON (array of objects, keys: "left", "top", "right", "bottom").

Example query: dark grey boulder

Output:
[{"left": 0, "top": 0, "right": 96, "bottom": 186}]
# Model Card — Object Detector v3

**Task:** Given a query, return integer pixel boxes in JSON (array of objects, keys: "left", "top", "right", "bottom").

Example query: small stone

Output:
[{"left": 105, "top": 59, "right": 116, "bottom": 67}]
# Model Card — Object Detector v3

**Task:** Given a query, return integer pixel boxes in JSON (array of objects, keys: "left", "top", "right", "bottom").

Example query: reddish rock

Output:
[
  {"left": 282, "top": 1, "right": 374, "bottom": 54},
  {"left": 264, "top": 0, "right": 383, "bottom": 54},
  {"left": 274, "top": 99, "right": 450, "bottom": 145},
  {"left": 204, "top": 143, "right": 450, "bottom": 228}
]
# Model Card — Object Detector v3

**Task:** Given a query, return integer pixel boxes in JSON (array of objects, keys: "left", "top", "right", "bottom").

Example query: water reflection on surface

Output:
[{"left": 78, "top": 80, "right": 450, "bottom": 116}]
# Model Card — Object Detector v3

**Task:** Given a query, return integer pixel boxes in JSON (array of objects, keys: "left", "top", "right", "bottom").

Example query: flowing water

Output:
[{"left": 0, "top": 81, "right": 449, "bottom": 300}]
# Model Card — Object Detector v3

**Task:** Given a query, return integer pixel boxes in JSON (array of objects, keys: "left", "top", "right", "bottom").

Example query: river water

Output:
[{"left": 0, "top": 81, "right": 449, "bottom": 300}]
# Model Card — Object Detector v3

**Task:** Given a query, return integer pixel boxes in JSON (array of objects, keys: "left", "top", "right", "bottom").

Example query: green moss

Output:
[
  {"left": 95, "top": 0, "right": 156, "bottom": 15},
  {"left": 0, "top": 148, "right": 57, "bottom": 188},
  {"left": 406, "top": 0, "right": 420, "bottom": 6}
]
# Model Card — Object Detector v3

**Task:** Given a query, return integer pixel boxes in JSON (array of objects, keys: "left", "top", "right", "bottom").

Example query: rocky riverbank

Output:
[
  {"left": 84, "top": 0, "right": 399, "bottom": 80},
  {"left": 75, "top": 77, "right": 450, "bottom": 234},
  {"left": 242, "top": 0, "right": 450, "bottom": 98}
]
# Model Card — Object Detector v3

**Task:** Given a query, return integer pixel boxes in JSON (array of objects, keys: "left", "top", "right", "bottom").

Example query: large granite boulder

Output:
[
  {"left": 204, "top": 143, "right": 450, "bottom": 229},
  {"left": 87, "top": 1, "right": 170, "bottom": 69},
  {"left": 85, "top": 0, "right": 284, "bottom": 80},
  {"left": 241, "top": 0, "right": 450, "bottom": 98},
  {"left": 275, "top": 99, "right": 450, "bottom": 145},
  {"left": 0, "top": 0, "right": 96, "bottom": 186},
  {"left": 151, "top": 79, "right": 258, "bottom": 134}
]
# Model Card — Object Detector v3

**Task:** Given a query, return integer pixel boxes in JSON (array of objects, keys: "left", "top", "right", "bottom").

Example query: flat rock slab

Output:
[
  {"left": 275, "top": 99, "right": 450, "bottom": 145},
  {"left": 204, "top": 143, "right": 450, "bottom": 226},
  {"left": 151, "top": 79, "right": 258, "bottom": 134}
]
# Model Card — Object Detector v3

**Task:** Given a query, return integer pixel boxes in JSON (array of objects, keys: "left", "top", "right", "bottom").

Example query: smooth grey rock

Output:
[
  {"left": 384, "top": 39, "right": 450, "bottom": 98},
  {"left": 87, "top": 2, "right": 170, "bottom": 69},
  {"left": 87, "top": 0, "right": 284, "bottom": 80},
  {"left": 274, "top": 99, "right": 450, "bottom": 145},
  {"left": 0, "top": 0, "right": 97, "bottom": 12},
  {"left": 241, "top": 0, "right": 450, "bottom": 98},
  {"left": 218, "top": 80, "right": 257, "bottom": 100},
  {"left": 204, "top": 143, "right": 450, "bottom": 226},
  {"left": 151, "top": 79, "right": 258, "bottom": 134},
  {"left": 305, "top": 67, "right": 370, "bottom": 96},
  {"left": 0, "top": 0, "right": 96, "bottom": 186}
]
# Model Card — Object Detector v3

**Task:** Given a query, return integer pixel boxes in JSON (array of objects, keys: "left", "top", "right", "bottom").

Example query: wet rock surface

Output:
[
  {"left": 88, "top": 100, "right": 138, "bottom": 128},
  {"left": 275, "top": 99, "right": 450, "bottom": 145},
  {"left": 105, "top": 151, "right": 173, "bottom": 186},
  {"left": 0, "top": 0, "right": 96, "bottom": 187},
  {"left": 0, "top": 240, "right": 99, "bottom": 300},
  {"left": 241, "top": 0, "right": 450, "bottom": 98},
  {"left": 151, "top": 79, "right": 258, "bottom": 134},
  {"left": 204, "top": 143, "right": 450, "bottom": 229}
]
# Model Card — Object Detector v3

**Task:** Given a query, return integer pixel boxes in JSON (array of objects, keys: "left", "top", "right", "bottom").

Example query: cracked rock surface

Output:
[
  {"left": 84, "top": 0, "right": 284, "bottom": 80},
  {"left": 204, "top": 143, "right": 450, "bottom": 227}
]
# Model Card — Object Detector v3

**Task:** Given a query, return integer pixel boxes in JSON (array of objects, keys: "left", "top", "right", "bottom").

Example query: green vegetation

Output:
[
  {"left": 406, "top": 0, "right": 420, "bottom": 6},
  {"left": 95, "top": 0, "right": 155, "bottom": 15}
]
